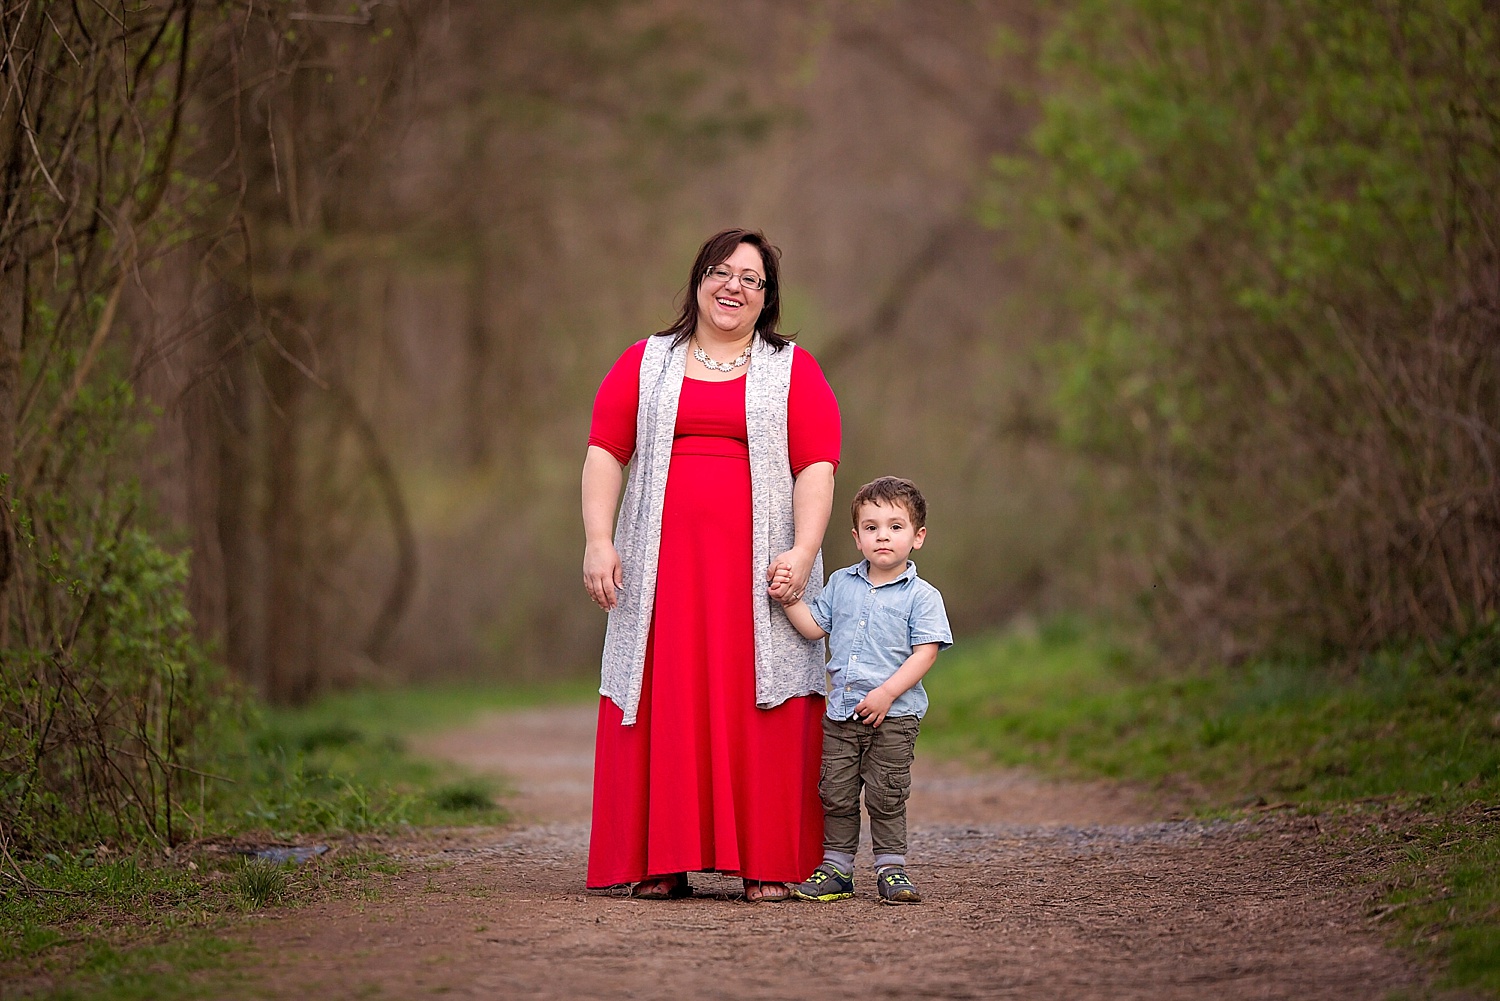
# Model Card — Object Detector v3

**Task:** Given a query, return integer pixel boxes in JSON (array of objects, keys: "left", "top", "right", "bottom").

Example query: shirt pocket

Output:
[{"left": 868, "top": 601, "right": 911, "bottom": 653}]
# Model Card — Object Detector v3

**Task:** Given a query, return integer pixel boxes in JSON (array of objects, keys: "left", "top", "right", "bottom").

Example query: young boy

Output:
[{"left": 773, "top": 476, "right": 952, "bottom": 904}]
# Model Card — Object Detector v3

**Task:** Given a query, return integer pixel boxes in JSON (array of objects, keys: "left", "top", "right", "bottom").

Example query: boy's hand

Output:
[
  {"left": 766, "top": 561, "right": 798, "bottom": 604},
  {"left": 854, "top": 686, "right": 897, "bottom": 727},
  {"left": 767, "top": 548, "right": 813, "bottom": 603}
]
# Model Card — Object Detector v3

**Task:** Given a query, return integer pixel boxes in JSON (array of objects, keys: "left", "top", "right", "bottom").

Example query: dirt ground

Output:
[{"left": 236, "top": 704, "right": 1434, "bottom": 1000}]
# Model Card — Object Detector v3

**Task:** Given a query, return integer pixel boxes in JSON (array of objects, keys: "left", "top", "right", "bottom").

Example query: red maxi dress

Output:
[{"left": 586, "top": 339, "right": 840, "bottom": 887}]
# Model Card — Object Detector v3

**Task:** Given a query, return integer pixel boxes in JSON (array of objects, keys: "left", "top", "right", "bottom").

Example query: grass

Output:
[
  {"left": 1, "top": 847, "right": 409, "bottom": 999},
  {"left": 231, "top": 859, "right": 288, "bottom": 909},
  {"left": 262, "top": 677, "right": 598, "bottom": 739},
  {"left": 26, "top": 935, "right": 241, "bottom": 1001},
  {"left": 922, "top": 619, "right": 1500, "bottom": 995},
  {"left": 176, "top": 676, "right": 595, "bottom": 843},
  {"left": 1, "top": 677, "right": 594, "bottom": 999}
]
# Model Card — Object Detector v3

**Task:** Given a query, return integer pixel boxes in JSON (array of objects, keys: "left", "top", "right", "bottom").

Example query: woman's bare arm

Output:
[
  {"left": 767, "top": 460, "right": 835, "bottom": 602},
  {"left": 582, "top": 445, "right": 626, "bottom": 610}
]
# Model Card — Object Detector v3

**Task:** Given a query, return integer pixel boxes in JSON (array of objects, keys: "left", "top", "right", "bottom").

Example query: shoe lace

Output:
[{"left": 881, "top": 870, "right": 913, "bottom": 887}]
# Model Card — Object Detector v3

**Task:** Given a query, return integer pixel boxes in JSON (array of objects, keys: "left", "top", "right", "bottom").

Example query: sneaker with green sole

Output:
[
  {"left": 876, "top": 866, "right": 922, "bottom": 904},
  {"left": 789, "top": 862, "right": 854, "bottom": 902}
]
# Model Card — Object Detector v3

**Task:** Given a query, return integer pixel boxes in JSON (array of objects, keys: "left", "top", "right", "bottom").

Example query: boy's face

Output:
[{"left": 851, "top": 500, "right": 926, "bottom": 575}]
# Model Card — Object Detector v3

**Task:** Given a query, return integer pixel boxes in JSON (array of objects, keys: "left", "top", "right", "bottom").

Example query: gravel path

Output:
[{"left": 239, "top": 704, "right": 1428, "bottom": 999}]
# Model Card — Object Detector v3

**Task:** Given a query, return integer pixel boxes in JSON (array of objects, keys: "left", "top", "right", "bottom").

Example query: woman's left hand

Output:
[{"left": 766, "top": 547, "right": 814, "bottom": 603}]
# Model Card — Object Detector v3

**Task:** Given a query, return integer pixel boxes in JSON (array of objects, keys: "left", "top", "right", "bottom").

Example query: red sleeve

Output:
[
  {"left": 788, "top": 345, "right": 841, "bottom": 475},
  {"left": 588, "top": 340, "right": 647, "bottom": 464}
]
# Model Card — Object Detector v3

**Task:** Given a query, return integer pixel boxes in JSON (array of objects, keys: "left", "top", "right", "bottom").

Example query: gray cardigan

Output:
[{"left": 598, "top": 334, "right": 828, "bottom": 725}]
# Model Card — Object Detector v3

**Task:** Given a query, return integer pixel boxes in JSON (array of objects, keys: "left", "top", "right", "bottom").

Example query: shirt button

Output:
[
  {"left": 850, "top": 655, "right": 856, "bottom": 662},
  {"left": 844, "top": 685, "right": 851, "bottom": 692},
  {"left": 859, "top": 620, "right": 865, "bottom": 626}
]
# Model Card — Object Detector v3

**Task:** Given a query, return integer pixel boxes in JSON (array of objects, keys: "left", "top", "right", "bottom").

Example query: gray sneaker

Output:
[
  {"left": 789, "top": 862, "right": 855, "bottom": 902},
  {"left": 876, "top": 866, "right": 922, "bottom": 904}
]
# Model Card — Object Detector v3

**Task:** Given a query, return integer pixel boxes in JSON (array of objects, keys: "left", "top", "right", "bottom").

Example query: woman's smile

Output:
[{"left": 696, "top": 242, "right": 765, "bottom": 338}]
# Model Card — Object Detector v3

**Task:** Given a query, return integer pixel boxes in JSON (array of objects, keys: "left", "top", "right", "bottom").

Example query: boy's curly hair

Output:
[{"left": 850, "top": 476, "right": 927, "bottom": 530}]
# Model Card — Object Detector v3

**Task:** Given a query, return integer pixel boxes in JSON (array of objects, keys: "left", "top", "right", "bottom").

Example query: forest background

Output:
[{"left": 1, "top": 0, "right": 1496, "bottom": 912}]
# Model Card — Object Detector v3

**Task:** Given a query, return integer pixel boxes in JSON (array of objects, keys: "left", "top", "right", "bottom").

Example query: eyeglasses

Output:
[{"left": 702, "top": 264, "right": 767, "bottom": 291}]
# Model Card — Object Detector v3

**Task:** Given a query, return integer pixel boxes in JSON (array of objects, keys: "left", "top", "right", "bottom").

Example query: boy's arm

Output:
[
  {"left": 853, "top": 643, "right": 940, "bottom": 727},
  {"left": 780, "top": 598, "right": 828, "bottom": 641}
]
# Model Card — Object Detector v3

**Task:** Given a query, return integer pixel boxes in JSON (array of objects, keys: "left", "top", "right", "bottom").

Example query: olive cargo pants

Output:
[{"left": 819, "top": 714, "right": 920, "bottom": 867}]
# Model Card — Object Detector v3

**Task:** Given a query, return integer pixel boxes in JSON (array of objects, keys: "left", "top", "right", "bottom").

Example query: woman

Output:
[{"left": 581, "top": 228, "right": 840, "bottom": 901}]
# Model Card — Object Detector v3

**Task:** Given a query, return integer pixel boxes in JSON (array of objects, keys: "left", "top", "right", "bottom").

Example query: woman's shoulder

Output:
[
  {"left": 788, "top": 340, "right": 820, "bottom": 364},
  {"left": 601, "top": 338, "right": 650, "bottom": 372},
  {"left": 788, "top": 341, "right": 833, "bottom": 382},
  {"left": 594, "top": 339, "right": 652, "bottom": 400}
]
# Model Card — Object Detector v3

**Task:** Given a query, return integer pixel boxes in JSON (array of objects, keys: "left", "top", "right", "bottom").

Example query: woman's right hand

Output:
[{"left": 583, "top": 540, "right": 625, "bottom": 611}]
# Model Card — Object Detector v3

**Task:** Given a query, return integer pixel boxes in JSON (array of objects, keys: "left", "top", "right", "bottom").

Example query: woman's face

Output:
[{"left": 695, "top": 241, "right": 766, "bottom": 340}]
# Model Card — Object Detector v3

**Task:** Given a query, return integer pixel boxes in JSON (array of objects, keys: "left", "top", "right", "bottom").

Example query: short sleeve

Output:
[
  {"left": 909, "top": 585, "right": 953, "bottom": 651},
  {"left": 807, "top": 583, "right": 835, "bottom": 635},
  {"left": 788, "top": 346, "right": 841, "bottom": 476},
  {"left": 587, "top": 340, "right": 647, "bottom": 464}
]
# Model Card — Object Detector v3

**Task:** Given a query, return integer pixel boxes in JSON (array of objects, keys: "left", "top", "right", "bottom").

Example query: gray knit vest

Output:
[{"left": 598, "top": 334, "right": 827, "bottom": 725}]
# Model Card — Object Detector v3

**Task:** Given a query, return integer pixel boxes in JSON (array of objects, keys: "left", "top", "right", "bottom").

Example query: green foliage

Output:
[
  {"left": 264, "top": 677, "right": 596, "bottom": 737},
  {"left": 0, "top": 471, "right": 223, "bottom": 850},
  {"left": 230, "top": 859, "right": 287, "bottom": 909},
  {"left": 0, "top": 853, "right": 206, "bottom": 965},
  {"left": 41, "top": 936, "right": 240, "bottom": 1001},
  {"left": 0, "top": 0, "right": 222, "bottom": 855},
  {"left": 427, "top": 779, "right": 495, "bottom": 813},
  {"left": 0, "top": 851, "right": 239, "bottom": 999},
  {"left": 169, "top": 678, "right": 585, "bottom": 841},
  {"left": 0, "top": 843, "right": 411, "bottom": 1000},
  {"left": 931, "top": 626, "right": 1500, "bottom": 802},
  {"left": 998, "top": 0, "right": 1500, "bottom": 658},
  {"left": 185, "top": 703, "right": 505, "bottom": 840},
  {"left": 925, "top": 622, "right": 1500, "bottom": 992},
  {"left": 0, "top": 678, "right": 546, "bottom": 997}
]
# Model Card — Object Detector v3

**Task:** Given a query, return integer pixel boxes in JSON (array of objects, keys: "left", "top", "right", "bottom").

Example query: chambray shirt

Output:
[{"left": 807, "top": 560, "right": 953, "bottom": 721}]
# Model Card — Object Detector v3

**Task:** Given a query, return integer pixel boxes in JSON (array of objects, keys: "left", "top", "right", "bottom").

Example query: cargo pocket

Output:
[{"left": 865, "top": 731, "right": 914, "bottom": 817}]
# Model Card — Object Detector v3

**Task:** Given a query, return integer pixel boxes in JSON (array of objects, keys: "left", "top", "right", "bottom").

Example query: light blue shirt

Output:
[{"left": 806, "top": 560, "right": 953, "bottom": 721}]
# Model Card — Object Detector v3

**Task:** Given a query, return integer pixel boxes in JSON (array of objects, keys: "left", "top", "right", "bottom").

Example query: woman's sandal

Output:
[
  {"left": 630, "top": 873, "right": 691, "bottom": 900},
  {"left": 742, "top": 879, "right": 791, "bottom": 903}
]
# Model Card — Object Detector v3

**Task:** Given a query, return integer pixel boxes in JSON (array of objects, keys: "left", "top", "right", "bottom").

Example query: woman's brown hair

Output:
[{"left": 654, "top": 228, "right": 792, "bottom": 350}]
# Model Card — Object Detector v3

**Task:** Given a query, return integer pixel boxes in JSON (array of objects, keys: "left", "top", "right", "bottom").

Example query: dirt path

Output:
[{"left": 240, "top": 704, "right": 1427, "bottom": 999}]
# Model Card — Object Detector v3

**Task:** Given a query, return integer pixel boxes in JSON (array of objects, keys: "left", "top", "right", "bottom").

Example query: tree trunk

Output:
[
  {"left": 0, "top": 259, "right": 21, "bottom": 480},
  {"left": 463, "top": 235, "right": 493, "bottom": 468},
  {"left": 0, "top": 257, "right": 24, "bottom": 608},
  {"left": 262, "top": 345, "right": 311, "bottom": 703}
]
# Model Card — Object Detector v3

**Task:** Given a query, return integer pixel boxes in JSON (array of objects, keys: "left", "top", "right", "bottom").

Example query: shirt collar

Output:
[{"left": 847, "top": 559, "right": 918, "bottom": 587}]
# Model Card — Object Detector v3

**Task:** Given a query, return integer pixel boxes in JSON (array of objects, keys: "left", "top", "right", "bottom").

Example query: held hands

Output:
[
  {"left": 853, "top": 686, "right": 897, "bottom": 727},
  {"left": 766, "top": 548, "right": 813, "bottom": 605},
  {"left": 583, "top": 540, "right": 624, "bottom": 611},
  {"left": 770, "top": 564, "right": 830, "bottom": 642},
  {"left": 767, "top": 562, "right": 798, "bottom": 605}
]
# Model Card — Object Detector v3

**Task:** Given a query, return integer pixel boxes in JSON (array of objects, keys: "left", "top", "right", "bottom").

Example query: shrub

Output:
[{"left": 1002, "top": 0, "right": 1500, "bottom": 660}]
